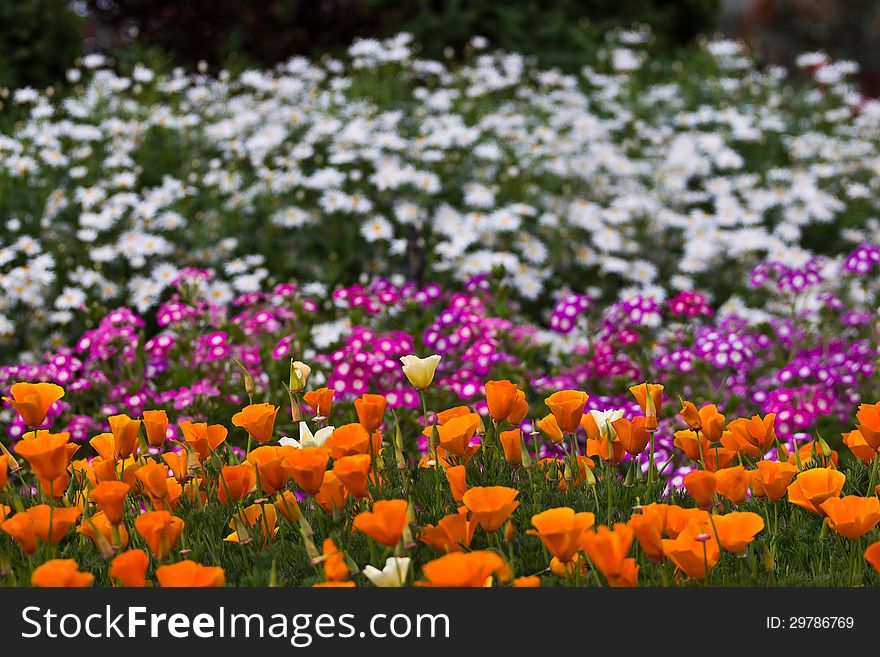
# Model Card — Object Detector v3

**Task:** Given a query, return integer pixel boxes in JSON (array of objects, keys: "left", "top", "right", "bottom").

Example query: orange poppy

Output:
[
  {"left": 715, "top": 465, "right": 751, "bottom": 504},
  {"left": 27, "top": 504, "right": 81, "bottom": 544},
  {"left": 856, "top": 402, "right": 880, "bottom": 450},
  {"left": 217, "top": 463, "right": 256, "bottom": 504},
  {"left": 247, "top": 446, "right": 293, "bottom": 495},
  {"left": 665, "top": 506, "right": 710, "bottom": 538},
  {"left": 529, "top": 507, "right": 595, "bottom": 563},
  {"left": 611, "top": 416, "right": 651, "bottom": 456},
  {"left": 508, "top": 390, "right": 529, "bottom": 425},
  {"left": 14, "top": 431, "right": 74, "bottom": 482},
  {"left": 90, "top": 481, "right": 129, "bottom": 526},
  {"left": 662, "top": 519, "right": 720, "bottom": 579},
  {"left": 586, "top": 432, "right": 625, "bottom": 464},
  {"left": 581, "top": 523, "right": 634, "bottom": 580},
  {"left": 31, "top": 559, "right": 93, "bottom": 587},
  {"left": 727, "top": 414, "right": 777, "bottom": 452},
  {"left": 629, "top": 383, "right": 663, "bottom": 429},
  {"left": 537, "top": 413, "right": 564, "bottom": 444},
  {"left": 750, "top": 460, "right": 798, "bottom": 501},
  {"left": 3, "top": 382, "right": 65, "bottom": 428},
  {"left": 513, "top": 575, "right": 541, "bottom": 587},
  {"left": 225, "top": 502, "right": 278, "bottom": 545},
  {"left": 108, "top": 414, "right": 141, "bottom": 460},
  {"left": 607, "top": 558, "right": 640, "bottom": 587},
  {"left": 446, "top": 464, "right": 467, "bottom": 502},
  {"left": 419, "top": 509, "right": 476, "bottom": 553},
  {"left": 673, "top": 429, "right": 712, "bottom": 463},
  {"left": 435, "top": 413, "right": 481, "bottom": 456},
  {"left": 1, "top": 512, "right": 37, "bottom": 553},
  {"left": 843, "top": 429, "right": 876, "bottom": 464},
  {"left": 353, "top": 499, "right": 409, "bottom": 547},
  {"left": 436, "top": 406, "right": 472, "bottom": 425},
  {"left": 303, "top": 387, "right": 334, "bottom": 417},
  {"left": 499, "top": 429, "right": 523, "bottom": 465},
  {"left": 324, "top": 423, "right": 380, "bottom": 459},
  {"left": 231, "top": 403, "right": 279, "bottom": 445},
  {"left": 0, "top": 454, "right": 7, "bottom": 492},
  {"left": 353, "top": 394, "right": 387, "bottom": 433},
  {"left": 679, "top": 402, "right": 725, "bottom": 441},
  {"left": 462, "top": 486, "right": 519, "bottom": 533},
  {"left": 720, "top": 429, "right": 764, "bottom": 459},
  {"left": 162, "top": 451, "right": 190, "bottom": 484},
  {"left": 418, "top": 550, "right": 505, "bottom": 587},
  {"left": 820, "top": 495, "right": 880, "bottom": 539},
  {"left": 155, "top": 561, "right": 225, "bottom": 587},
  {"left": 78, "top": 510, "right": 129, "bottom": 551},
  {"left": 485, "top": 380, "right": 520, "bottom": 423},
  {"left": 322, "top": 538, "right": 350, "bottom": 582},
  {"left": 109, "top": 549, "right": 149, "bottom": 587},
  {"left": 683, "top": 470, "right": 717, "bottom": 508},
  {"left": 787, "top": 467, "right": 846, "bottom": 515},
  {"left": 549, "top": 555, "right": 588, "bottom": 579},
  {"left": 135, "top": 461, "right": 171, "bottom": 503},
  {"left": 274, "top": 490, "right": 302, "bottom": 523},
  {"left": 177, "top": 421, "right": 228, "bottom": 461},
  {"left": 284, "top": 446, "right": 329, "bottom": 495},
  {"left": 628, "top": 504, "right": 672, "bottom": 560},
  {"left": 134, "top": 510, "right": 184, "bottom": 559},
  {"left": 142, "top": 410, "right": 169, "bottom": 448},
  {"left": 314, "top": 470, "right": 348, "bottom": 513},
  {"left": 865, "top": 541, "right": 880, "bottom": 573},
  {"left": 544, "top": 390, "right": 589, "bottom": 434},
  {"left": 711, "top": 512, "right": 764, "bottom": 552},
  {"left": 785, "top": 440, "right": 838, "bottom": 469},
  {"left": 701, "top": 446, "right": 738, "bottom": 473},
  {"left": 333, "top": 454, "right": 372, "bottom": 499}
]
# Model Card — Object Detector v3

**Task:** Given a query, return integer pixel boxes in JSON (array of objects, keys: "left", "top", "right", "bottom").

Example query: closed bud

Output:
[
  {"left": 231, "top": 358, "right": 255, "bottom": 400},
  {"left": 289, "top": 360, "right": 311, "bottom": 392},
  {"left": 504, "top": 519, "right": 516, "bottom": 544}
]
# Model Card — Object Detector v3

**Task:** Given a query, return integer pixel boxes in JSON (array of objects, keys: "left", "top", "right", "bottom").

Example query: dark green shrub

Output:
[
  {"left": 0, "top": 0, "right": 83, "bottom": 89},
  {"left": 81, "top": 0, "right": 720, "bottom": 71}
]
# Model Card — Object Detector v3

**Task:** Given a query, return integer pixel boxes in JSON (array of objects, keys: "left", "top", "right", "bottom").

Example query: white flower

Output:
[
  {"left": 588, "top": 409, "right": 625, "bottom": 441},
  {"left": 400, "top": 354, "right": 441, "bottom": 390},
  {"left": 362, "top": 557, "right": 411, "bottom": 587},
  {"left": 280, "top": 423, "right": 334, "bottom": 448}
]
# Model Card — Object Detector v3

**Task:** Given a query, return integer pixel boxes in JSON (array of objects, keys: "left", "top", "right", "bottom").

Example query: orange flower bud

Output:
[
  {"left": 353, "top": 394, "right": 387, "bottom": 433},
  {"left": 142, "top": 410, "right": 169, "bottom": 448},
  {"left": 446, "top": 464, "right": 468, "bottom": 502},
  {"left": 499, "top": 429, "right": 523, "bottom": 465}
]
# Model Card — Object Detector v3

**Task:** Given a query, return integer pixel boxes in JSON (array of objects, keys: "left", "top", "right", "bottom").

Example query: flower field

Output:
[{"left": 3, "top": 29, "right": 880, "bottom": 587}]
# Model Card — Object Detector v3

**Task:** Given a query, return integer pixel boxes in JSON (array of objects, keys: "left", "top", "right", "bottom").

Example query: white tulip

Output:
[
  {"left": 362, "top": 556, "right": 411, "bottom": 587},
  {"left": 399, "top": 354, "right": 441, "bottom": 390},
  {"left": 279, "top": 422, "right": 334, "bottom": 448},
  {"left": 589, "top": 408, "right": 625, "bottom": 441}
]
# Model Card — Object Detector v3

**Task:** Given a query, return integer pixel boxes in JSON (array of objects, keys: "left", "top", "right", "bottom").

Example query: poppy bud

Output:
[
  {"left": 289, "top": 360, "right": 312, "bottom": 392},
  {"left": 231, "top": 357, "right": 255, "bottom": 400},
  {"left": 504, "top": 519, "right": 516, "bottom": 544}
]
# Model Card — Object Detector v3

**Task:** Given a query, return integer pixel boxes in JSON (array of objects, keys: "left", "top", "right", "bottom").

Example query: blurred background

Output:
[{"left": 1, "top": 0, "right": 879, "bottom": 93}]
